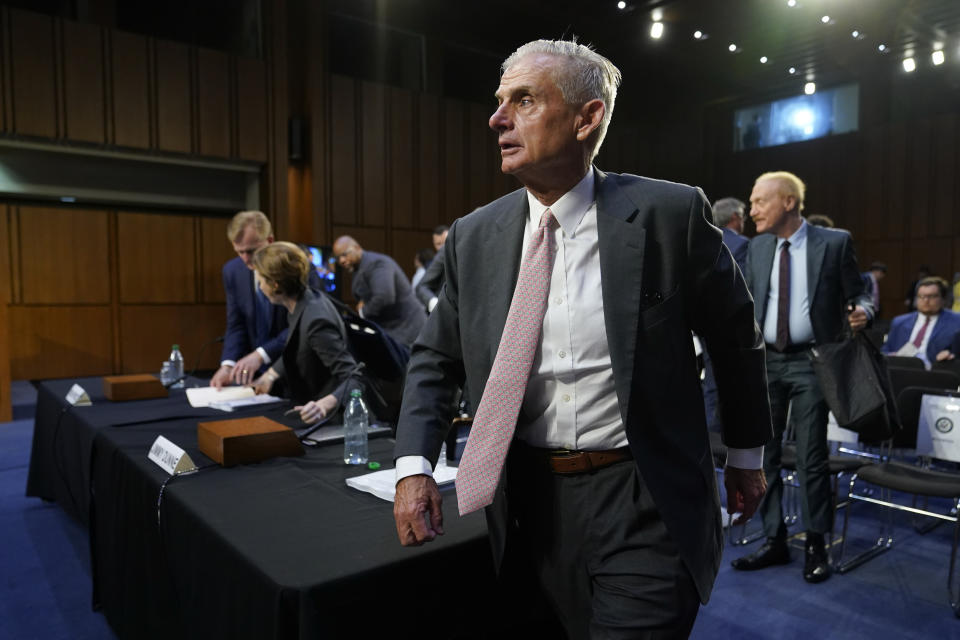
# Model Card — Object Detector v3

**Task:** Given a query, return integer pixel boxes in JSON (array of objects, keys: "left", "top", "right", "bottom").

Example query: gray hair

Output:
[
  {"left": 712, "top": 197, "right": 745, "bottom": 227},
  {"left": 502, "top": 39, "right": 621, "bottom": 163}
]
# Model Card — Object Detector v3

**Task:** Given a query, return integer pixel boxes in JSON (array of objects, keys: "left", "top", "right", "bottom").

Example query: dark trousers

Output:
[
  {"left": 506, "top": 452, "right": 700, "bottom": 640},
  {"left": 759, "top": 350, "right": 832, "bottom": 539}
]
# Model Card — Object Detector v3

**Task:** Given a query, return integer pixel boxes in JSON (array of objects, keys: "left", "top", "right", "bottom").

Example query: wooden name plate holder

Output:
[
  {"left": 197, "top": 416, "right": 304, "bottom": 467},
  {"left": 103, "top": 374, "right": 169, "bottom": 401}
]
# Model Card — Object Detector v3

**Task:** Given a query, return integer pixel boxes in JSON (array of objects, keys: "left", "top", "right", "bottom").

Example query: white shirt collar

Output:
[
  {"left": 525, "top": 167, "right": 596, "bottom": 236},
  {"left": 777, "top": 218, "right": 808, "bottom": 249}
]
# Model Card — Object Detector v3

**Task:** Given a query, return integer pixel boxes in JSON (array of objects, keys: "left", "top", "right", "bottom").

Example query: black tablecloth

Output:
[{"left": 27, "top": 378, "right": 495, "bottom": 639}]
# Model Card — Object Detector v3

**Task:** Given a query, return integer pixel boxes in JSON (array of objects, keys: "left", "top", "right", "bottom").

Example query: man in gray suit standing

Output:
[
  {"left": 732, "top": 171, "right": 871, "bottom": 583},
  {"left": 392, "top": 39, "right": 771, "bottom": 637},
  {"left": 332, "top": 236, "right": 426, "bottom": 348}
]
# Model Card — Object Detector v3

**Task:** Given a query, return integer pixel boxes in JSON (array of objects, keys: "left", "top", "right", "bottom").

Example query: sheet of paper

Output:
[
  {"left": 207, "top": 393, "right": 284, "bottom": 412},
  {"left": 186, "top": 386, "right": 256, "bottom": 408},
  {"left": 345, "top": 464, "right": 458, "bottom": 502}
]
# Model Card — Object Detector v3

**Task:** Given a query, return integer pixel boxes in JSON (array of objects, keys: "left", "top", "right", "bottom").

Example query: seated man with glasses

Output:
[{"left": 883, "top": 276, "right": 960, "bottom": 366}]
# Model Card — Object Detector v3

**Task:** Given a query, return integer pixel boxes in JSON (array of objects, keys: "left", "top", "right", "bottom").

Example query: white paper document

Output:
[
  {"left": 185, "top": 385, "right": 279, "bottom": 408},
  {"left": 345, "top": 464, "right": 458, "bottom": 502}
]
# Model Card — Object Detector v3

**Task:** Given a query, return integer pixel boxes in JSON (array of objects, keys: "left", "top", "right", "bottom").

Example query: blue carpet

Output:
[{"left": 0, "top": 418, "right": 115, "bottom": 640}]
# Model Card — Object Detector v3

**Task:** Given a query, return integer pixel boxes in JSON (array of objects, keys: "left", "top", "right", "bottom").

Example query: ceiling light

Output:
[
  {"left": 902, "top": 57, "right": 916, "bottom": 72},
  {"left": 821, "top": 15, "right": 830, "bottom": 24},
  {"left": 932, "top": 50, "right": 945, "bottom": 66},
  {"left": 617, "top": 1, "right": 626, "bottom": 8},
  {"left": 760, "top": 56, "right": 768, "bottom": 64},
  {"left": 788, "top": 67, "right": 796, "bottom": 74},
  {"left": 650, "top": 22, "right": 664, "bottom": 39},
  {"left": 651, "top": 8, "right": 662, "bottom": 21},
  {"left": 851, "top": 30, "right": 859, "bottom": 38},
  {"left": 728, "top": 43, "right": 737, "bottom": 52},
  {"left": 804, "top": 82, "right": 816, "bottom": 94},
  {"left": 878, "top": 44, "right": 887, "bottom": 52},
  {"left": 694, "top": 30, "right": 702, "bottom": 39},
  {"left": 787, "top": 0, "right": 796, "bottom": 7}
]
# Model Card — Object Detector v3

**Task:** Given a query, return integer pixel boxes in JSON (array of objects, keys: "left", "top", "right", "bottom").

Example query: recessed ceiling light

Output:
[
  {"left": 651, "top": 8, "right": 663, "bottom": 21},
  {"left": 694, "top": 30, "right": 702, "bottom": 39},
  {"left": 851, "top": 30, "right": 860, "bottom": 38},
  {"left": 617, "top": 1, "right": 626, "bottom": 9},
  {"left": 932, "top": 50, "right": 945, "bottom": 66},
  {"left": 650, "top": 22, "right": 664, "bottom": 39},
  {"left": 760, "top": 56, "right": 768, "bottom": 64},
  {"left": 787, "top": 0, "right": 796, "bottom": 7},
  {"left": 804, "top": 82, "right": 816, "bottom": 95},
  {"left": 788, "top": 67, "right": 796, "bottom": 74},
  {"left": 821, "top": 15, "right": 830, "bottom": 24},
  {"left": 728, "top": 43, "right": 737, "bottom": 52},
  {"left": 902, "top": 57, "right": 916, "bottom": 72},
  {"left": 878, "top": 44, "right": 887, "bottom": 52}
]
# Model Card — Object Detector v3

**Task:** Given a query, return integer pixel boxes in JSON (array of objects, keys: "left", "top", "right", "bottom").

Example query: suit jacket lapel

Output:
[
  {"left": 485, "top": 191, "right": 528, "bottom": 362},
  {"left": 806, "top": 225, "right": 827, "bottom": 307},
  {"left": 751, "top": 235, "right": 776, "bottom": 326},
  {"left": 595, "top": 169, "right": 644, "bottom": 424}
]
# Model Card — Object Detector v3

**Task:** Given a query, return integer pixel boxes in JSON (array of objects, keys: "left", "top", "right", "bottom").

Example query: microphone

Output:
[{"left": 164, "top": 335, "right": 225, "bottom": 389}]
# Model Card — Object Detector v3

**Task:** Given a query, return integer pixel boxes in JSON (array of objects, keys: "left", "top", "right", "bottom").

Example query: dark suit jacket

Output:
[
  {"left": 272, "top": 289, "right": 363, "bottom": 406},
  {"left": 394, "top": 169, "right": 772, "bottom": 603},
  {"left": 882, "top": 310, "right": 960, "bottom": 362},
  {"left": 721, "top": 227, "right": 748, "bottom": 270},
  {"left": 352, "top": 251, "right": 427, "bottom": 347},
  {"left": 744, "top": 224, "right": 872, "bottom": 345},
  {"left": 221, "top": 257, "right": 289, "bottom": 367},
  {"left": 415, "top": 250, "right": 445, "bottom": 308}
]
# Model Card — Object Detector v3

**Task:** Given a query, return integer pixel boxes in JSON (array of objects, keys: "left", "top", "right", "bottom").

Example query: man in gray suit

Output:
[
  {"left": 392, "top": 39, "right": 771, "bottom": 637},
  {"left": 332, "top": 236, "right": 426, "bottom": 348},
  {"left": 732, "top": 171, "right": 871, "bottom": 583}
]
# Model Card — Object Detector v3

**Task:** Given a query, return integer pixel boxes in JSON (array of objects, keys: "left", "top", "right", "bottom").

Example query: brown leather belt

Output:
[{"left": 520, "top": 445, "right": 633, "bottom": 475}]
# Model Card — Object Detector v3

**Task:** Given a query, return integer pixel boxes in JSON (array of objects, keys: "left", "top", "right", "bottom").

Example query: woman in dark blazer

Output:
[{"left": 250, "top": 242, "right": 364, "bottom": 424}]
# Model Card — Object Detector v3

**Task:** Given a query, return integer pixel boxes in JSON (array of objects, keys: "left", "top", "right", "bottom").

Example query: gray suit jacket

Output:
[
  {"left": 394, "top": 169, "right": 772, "bottom": 603},
  {"left": 352, "top": 250, "right": 427, "bottom": 347},
  {"left": 745, "top": 224, "right": 872, "bottom": 345}
]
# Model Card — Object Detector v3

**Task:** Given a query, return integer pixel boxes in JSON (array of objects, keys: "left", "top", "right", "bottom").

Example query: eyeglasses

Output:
[{"left": 916, "top": 294, "right": 942, "bottom": 301}]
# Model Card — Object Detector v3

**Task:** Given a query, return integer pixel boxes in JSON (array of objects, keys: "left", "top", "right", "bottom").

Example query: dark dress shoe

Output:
[
  {"left": 803, "top": 533, "right": 832, "bottom": 583},
  {"left": 731, "top": 538, "right": 790, "bottom": 571}
]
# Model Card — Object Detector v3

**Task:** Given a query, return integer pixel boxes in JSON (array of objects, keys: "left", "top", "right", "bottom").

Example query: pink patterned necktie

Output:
[{"left": 457, "top": 208, "right": 558, "bottom": 515}]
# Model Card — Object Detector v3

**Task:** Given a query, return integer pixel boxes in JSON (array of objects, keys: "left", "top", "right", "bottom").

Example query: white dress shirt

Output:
[{"left": 397, "top": 168, "right": 760, "bottom": 482}]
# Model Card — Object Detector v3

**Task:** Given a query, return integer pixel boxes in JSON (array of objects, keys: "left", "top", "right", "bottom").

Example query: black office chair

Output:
[
  {"left": 884, "top": 355, "right": 926, "bottom": 370},
  {"left": 836, "top": 387, "right": 960, "bottom": 616}
]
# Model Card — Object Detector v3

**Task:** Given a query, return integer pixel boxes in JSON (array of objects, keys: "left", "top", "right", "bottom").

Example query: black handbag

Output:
[{"left": 808, "top": 331, "right": 901, "bottom": 443}]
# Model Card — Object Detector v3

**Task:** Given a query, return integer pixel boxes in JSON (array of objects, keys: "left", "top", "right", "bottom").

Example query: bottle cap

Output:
[
  {"left": 350, "top": 389, "right": 362, "bottom": 398},
  {"left": 367, "top": 461, "right": 380, "bottom": 470},
  {"left": 172, "top": 344, "right": 180, "bottom": 350}
]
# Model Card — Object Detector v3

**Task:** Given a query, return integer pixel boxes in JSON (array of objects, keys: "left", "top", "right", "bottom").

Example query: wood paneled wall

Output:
[
  {"left": 0, "top": 7, "right": 268, "bottom": 162},
  {"left": 1, "top": 205, "right": 235, "bottom": 380},
  {"left": 318, "top": 74, "right": 517, "bottom": 297}
]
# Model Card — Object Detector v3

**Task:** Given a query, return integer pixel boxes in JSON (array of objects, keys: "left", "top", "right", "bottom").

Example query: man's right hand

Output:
[
  {"left": 210, "top": 365, "right": 233, "bottom": 389},
  {"left": 394, "top": 474, "right": 444, "bottom": 546}
]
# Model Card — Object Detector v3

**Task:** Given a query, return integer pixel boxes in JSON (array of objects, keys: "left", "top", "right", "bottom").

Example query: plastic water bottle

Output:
[
  {"left": 343, "top": 389, "right": 369, "bottom": 464},
  {"left": 168, "top": 344, "right": 185, "bottom": 388}
]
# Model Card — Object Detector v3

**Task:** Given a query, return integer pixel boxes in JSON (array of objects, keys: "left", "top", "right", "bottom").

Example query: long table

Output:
[{"left": 27, "top": 378, "right": 495, "bottom": 639}]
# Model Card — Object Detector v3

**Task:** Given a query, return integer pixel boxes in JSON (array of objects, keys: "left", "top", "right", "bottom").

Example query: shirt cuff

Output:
[
  {"left": 256, "top": 347, "right": 271, "bottom": 365},
  {"left": 725, "top": 446, "right": 763, "bottom": 470},
  {"left": 220, "top": 360, "right": 237, "bottom": 368},
  {"left": 395, "top": 455, "right": 434, "bottom": 484},
  {"left": 427, "top": 297, "right": 438, "bottom": 312}
]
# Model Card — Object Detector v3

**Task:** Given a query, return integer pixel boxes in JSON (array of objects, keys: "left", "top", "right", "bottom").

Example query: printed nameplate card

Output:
[
  {"left": 65, "top": 384, "right": 92, "bottom": 407},
  {"left": 148, "top": 436, "right": 197, "bottom": 475}
]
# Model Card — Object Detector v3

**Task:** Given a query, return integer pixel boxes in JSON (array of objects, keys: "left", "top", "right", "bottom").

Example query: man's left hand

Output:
[
  {"left": 847, "top": 305, "right": 868, "bottom": 332},
  {"left": 724, "top": 466, "right": 767, "bottom": 525}
]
